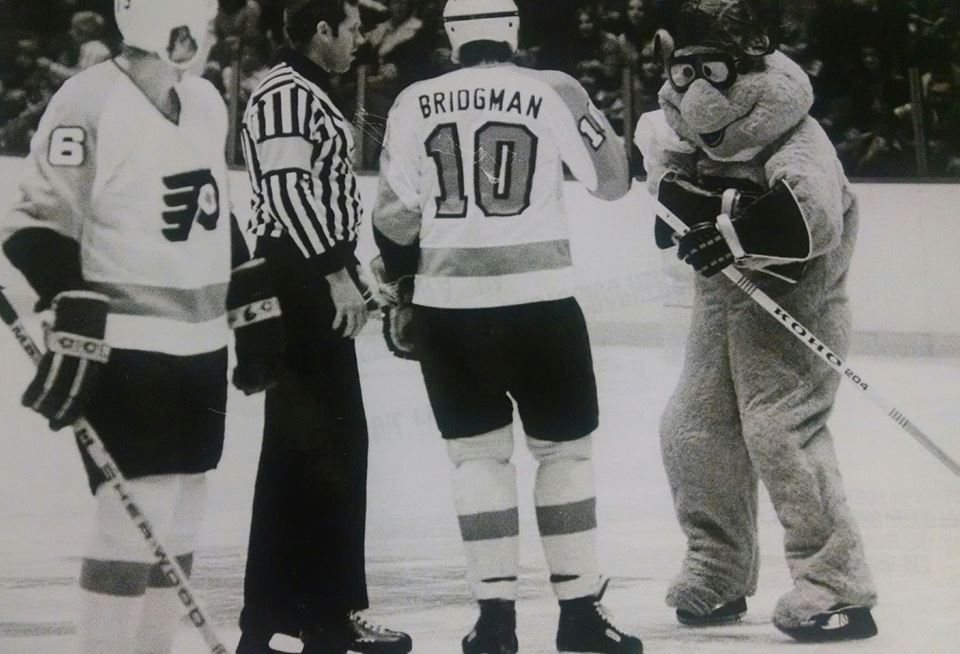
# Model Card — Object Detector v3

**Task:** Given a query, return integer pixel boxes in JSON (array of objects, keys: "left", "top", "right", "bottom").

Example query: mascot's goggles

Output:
[{"left": 668, "top": 50, "right": 750, "bottom": 92}]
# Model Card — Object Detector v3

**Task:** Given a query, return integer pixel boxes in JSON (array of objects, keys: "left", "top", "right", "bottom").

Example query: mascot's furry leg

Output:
[
  {"left": 661, "top": 281, "right": 760, "bottom": 618},
  {"left": 728, "top": 259, "right": 877, "bottom": 633}
]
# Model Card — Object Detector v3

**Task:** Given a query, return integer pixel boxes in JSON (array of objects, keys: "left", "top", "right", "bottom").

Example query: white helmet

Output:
[
  {"left": 115, "top": 0, "right": 218, "bottom": 69},
  {"left": 443, "top": 0, "right": 519, "bottom": 63}
]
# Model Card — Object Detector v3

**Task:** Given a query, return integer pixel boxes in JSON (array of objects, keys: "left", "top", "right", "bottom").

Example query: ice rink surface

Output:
[{"left": 0, "top": 314, "right": 958, "bottom": 653}]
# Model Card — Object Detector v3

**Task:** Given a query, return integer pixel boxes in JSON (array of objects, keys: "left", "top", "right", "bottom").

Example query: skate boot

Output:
[
  {"left": 462, "top": 599, "right": 518, "bottom": 654},
  {"left": 676, "top": 597, "right": 747, "bottom": 626},
  {"left": 775, "top": 604, "right": 878, "bottom": 643},
  {"left": 347, "top": 611, "right": 413, "bottom": 653},
  {"left": 556, "top": 579, "right": 643, "bottom": 653}
]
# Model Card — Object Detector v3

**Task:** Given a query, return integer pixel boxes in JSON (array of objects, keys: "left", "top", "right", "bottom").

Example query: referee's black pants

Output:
[{"left": 240, "top": 245, "right": 369, "bottom": 636}]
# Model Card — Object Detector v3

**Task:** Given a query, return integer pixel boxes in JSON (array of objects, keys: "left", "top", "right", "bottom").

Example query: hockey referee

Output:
[{"left": 235, "top": 1, "right": 411, "bottom": 652}]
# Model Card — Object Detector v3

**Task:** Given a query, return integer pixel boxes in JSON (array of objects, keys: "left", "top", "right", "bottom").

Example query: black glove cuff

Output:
[{"left": 51, "top": 291, "right": 109, "bottom": 338}]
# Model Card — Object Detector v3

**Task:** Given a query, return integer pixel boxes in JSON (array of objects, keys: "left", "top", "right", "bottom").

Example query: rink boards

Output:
[{"left": 0, "top": 156, "right": 957, "bottom": 353}]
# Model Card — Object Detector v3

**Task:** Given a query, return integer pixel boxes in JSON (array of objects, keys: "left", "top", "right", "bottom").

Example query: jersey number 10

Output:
[{"left": 426, "top": 121, "right": 538, "bottom": 218}]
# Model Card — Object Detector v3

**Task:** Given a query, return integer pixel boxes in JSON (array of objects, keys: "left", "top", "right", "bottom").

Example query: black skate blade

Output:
[
  {"left": 676, "top": 597, "right": 747, "bottom": 626},
  {"left": 776, "top": 604, "right": 878, "bottom": 643}
]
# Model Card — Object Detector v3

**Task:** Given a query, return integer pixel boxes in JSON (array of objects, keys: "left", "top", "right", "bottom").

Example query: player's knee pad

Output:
[
  {"left": 86, "top": 474, "right": 192, "bottom": 562},
  {"left": 526, "top": 434, "right": 593, "bottom": 464},
  {"left": 446, "top": 424, "right": 514, "bottom": 466}
]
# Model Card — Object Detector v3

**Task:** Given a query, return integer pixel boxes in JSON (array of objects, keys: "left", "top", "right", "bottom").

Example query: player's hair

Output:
[
  {"left": 458, "top": 40, "right": 513, "bottom": 66},
  {"left": 285, "top": 0, "right": 358, "bottom": 48}
]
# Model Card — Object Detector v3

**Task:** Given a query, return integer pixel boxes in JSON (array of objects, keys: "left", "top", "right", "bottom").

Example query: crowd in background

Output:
[{"left": 2, "top": 0, "right": 959, "bottom": 176}]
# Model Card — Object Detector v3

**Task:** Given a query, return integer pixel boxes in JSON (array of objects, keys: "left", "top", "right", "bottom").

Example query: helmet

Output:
[
  {"left": 115, "top": 0, "right": 218, "bottom": 69},
  {"left": 443, "top": 0, "right": 519, "bottom": 63}
]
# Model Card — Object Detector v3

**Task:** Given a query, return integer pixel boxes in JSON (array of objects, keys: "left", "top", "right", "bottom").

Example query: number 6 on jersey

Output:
[{"left": 49, "top": 127, "right": 86, "bottom": 167}]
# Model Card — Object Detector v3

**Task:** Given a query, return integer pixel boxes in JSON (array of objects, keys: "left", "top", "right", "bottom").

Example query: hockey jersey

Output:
[
  {"left": 5, "top": 61, "right": 232, "bottom": 355},
  {"left": 374, "top": 64, "right": 629, "bottom": 308}
]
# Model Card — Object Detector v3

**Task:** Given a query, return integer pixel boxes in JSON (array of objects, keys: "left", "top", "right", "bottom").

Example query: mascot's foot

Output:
[
  {"left": 774, "top": 583, "right": 877, "bottom": 642},
  {"left": 775, "top": 604, "right": 877, "bottom": 643},
  {"left": 676, "top": 597, "right": 747, "bottom": 626},
  {"left": 666, "top": 576, "right": 746, "bottom": 626}
]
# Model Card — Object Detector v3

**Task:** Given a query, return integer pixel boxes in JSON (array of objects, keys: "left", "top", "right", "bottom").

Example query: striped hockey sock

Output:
[
  {"left": 449, "top": 430, "right": 520, "bottom": 601},
  {"left": 530, "top": 437, "right": 600, "bottom": 600}
]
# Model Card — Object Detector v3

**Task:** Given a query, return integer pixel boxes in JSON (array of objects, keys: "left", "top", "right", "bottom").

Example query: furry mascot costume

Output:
[{"left": 634, "top": 0, "right": 878, "bottom": 642}]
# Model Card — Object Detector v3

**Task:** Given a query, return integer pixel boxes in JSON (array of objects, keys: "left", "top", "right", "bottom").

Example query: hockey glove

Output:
[
  {"left": 655, "top": 172, "right": 725, "bottom": 249},
  {"left": 23, "top": 291, "right": 110, "bottom": 431},
  {"left": 370, "top": 255, "right": 419, "bottom": 360},
  {"left": 676, "top": 221, "right": 735, "bottom": 277},
  {"left": 227, "top": 258, "right": 285, "bottom": 394}
]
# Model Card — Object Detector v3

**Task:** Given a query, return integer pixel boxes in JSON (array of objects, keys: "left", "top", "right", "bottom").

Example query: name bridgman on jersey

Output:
[{"left": 417, "top": 86, "right": 544, "bottom": 119}]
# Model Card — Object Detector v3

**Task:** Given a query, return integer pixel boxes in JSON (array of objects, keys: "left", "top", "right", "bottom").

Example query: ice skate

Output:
[
  {"left": 556, "top": 580, "right": 643, "bottom": 654},
  {"left": 462, "top": 599, "right": 518, "bottom": 654},
  {"left": 775, "top": 604, "right": 878, "bottom": 643},
  {"left": 676, "top": 596, "right": 747, "bottom": 626},
  {"left": 347, "top": 611, "right": 412, "bottom": 653}
]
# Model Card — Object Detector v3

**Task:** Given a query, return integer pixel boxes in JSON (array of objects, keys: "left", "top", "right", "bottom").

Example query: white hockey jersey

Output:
[
  {"left": 7, "top": 61, "right": 232, "bottom": 355},
  {"left": 374, "top": 64, "right": 629, "bottom": 308}
]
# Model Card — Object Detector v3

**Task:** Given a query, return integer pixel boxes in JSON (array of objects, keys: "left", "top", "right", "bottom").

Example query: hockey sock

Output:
[
  {"left": 133, "top": 554, "right": 194, "bottom": 654},
  {"left": 77, "top": 559, "right": 149, "bottom": 654},
  {"left": 447, "top": 427, "right": 520, "bottom": 600},
  {"left": 528, "top": 435, "right": 600, "bottom": 600},
  {"left": 134, "top": 474, "right": 207, "bottom": 654}
]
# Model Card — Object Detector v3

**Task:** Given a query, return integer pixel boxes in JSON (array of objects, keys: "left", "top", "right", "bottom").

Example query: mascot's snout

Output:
[{"left": 677, "top": 80, "right": 741, "bottom": 146}]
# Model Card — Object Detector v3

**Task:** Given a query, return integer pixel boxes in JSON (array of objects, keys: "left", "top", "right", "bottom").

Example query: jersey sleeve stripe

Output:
[
  {"left": 297, "top": 88, "right": 313, "bottom": 134},
  {"left": 335, "top": 161, "right": 351, "bottom": 242},
  {"left": 311, "top": 162, "right": 339, "bottom": 243},
  {"left": 281, "top": 86, "right": 294, "bottom": 135}
]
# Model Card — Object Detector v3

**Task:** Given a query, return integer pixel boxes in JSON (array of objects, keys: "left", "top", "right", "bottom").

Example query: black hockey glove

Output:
[
  {"left": 227, "top": 258, "right": 285, "bottom": 394},
  {"left": 23, "top": 291, "right": 110, "bottom": 431},
  {"left": 676, "top": 221, "right": 735, "bottom": 277},
  {"left": 370, "top": 255, "right": 419, "bottom": 360},
  {"left": 655, "top": 172, "right": 725, "bottom": 249}
]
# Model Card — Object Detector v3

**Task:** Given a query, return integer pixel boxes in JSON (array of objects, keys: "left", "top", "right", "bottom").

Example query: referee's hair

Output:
[{"left": 285, "top": 0, "right": 358, "bottom": 48}]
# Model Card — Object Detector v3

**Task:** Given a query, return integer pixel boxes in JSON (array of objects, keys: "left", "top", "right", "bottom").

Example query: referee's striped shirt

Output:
[{"left": 240, "top": 48, "right": 362, "bottom": 273}]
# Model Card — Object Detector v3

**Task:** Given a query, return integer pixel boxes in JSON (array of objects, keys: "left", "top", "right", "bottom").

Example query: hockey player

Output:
[
  {"left": 371, "top": 1, "right": 643, "bottom": 652},
  {"left": 0, "top": 1, "right": 284, "bottom": 652},
  {"left": 634, "top": 0, "right": 878, "bottom": 642},
  {"left": 235, "top": 1, "right": 411, "bottom": 653}
]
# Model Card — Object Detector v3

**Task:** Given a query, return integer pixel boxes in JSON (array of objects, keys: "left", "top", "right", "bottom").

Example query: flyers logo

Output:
[{"left": 162, "top": 169, "right": 221, "bottom": 242}]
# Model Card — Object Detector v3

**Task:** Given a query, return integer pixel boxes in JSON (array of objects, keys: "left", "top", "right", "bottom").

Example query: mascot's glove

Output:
[
  {"left": 370, "top": 255, "right": 419, "bottom": 360},
  {"left": 654, "top": 172, "right": 727, "bottom": 249},
  {"left": 676, "top": 221, "right": 735, "bottom": 277},
  {"left": 657, "top": 172, "right": 748, "bottom": 277},
  {"left": 23, "top": 291, "right": 110, "bottom": 431},
  {"left": 227, "top": 258, "right": 285, "bottom": 394}
]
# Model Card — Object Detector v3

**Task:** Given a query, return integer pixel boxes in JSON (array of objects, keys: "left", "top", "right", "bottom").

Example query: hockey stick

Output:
[
  {"left": 0, "top": 287, "right": 229, "bottom": 654},
  {"left": 654, "top": 201, "right": 960, "bottom": 481}
]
